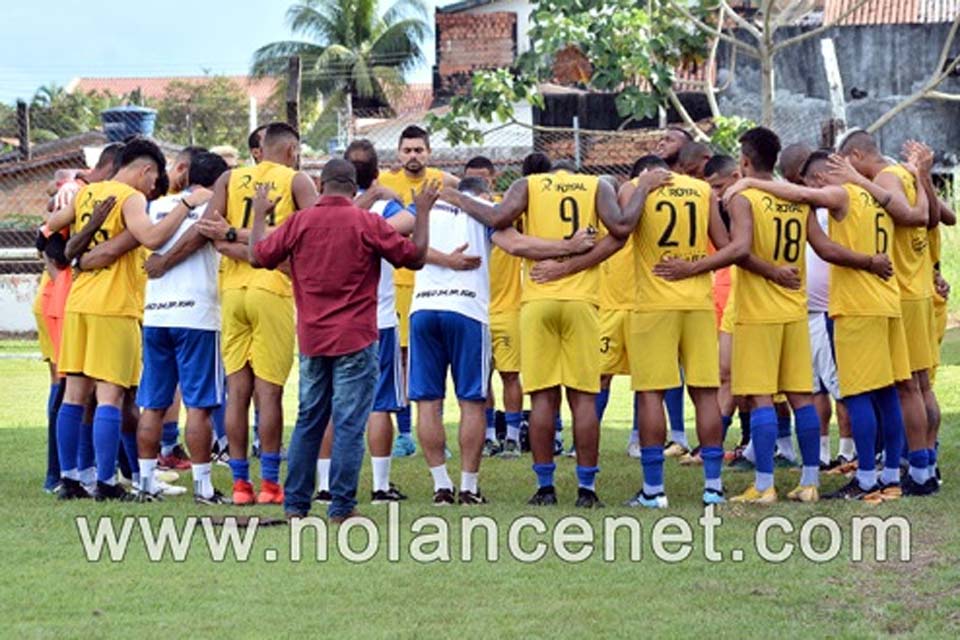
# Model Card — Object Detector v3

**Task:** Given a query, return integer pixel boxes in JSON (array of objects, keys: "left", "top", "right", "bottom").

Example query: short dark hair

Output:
[
  {"left": 800, "top": 149, "right": 832, "bottom": 178},
  {"left": 739, "top": 127, "right": 781, "bottom": 173},
  {"left": 263, "top": 122, "right": 300, "bottom": 147},
  {"left": 704, "top": 154, "right": 738, "bottom": 178},
  {"left": 96, "top": 143, "right": 125, "bottom": 172},
  {"left": 150, "top": 172, "right": 169, "bottom": 201},
  {"left": 178, "top": 145, "right": 208, "bottom": 163},
  {"left": 117, "top": 138, "right": 166, "bottom": 173},
  {"left": 521, "top": 152, "right": 551, "bottom": 176},
  {"left": 344, "top": 139, "right": 379, "bottom": 190},
  {"left": 320, "top": 157, "right": 357, "bottom": 193},
  {"left": 679, "top": 141, "right": 711, "bottom": 165},
  {"left": 458, "top": 176, "right": 490, "bottom": 196},
  {"left": 188, "top": 152, "right": 229, "bottom": 188},
  {"left": 399, "top": 125, "right": 429, "bottom": 149},
  {"left": 837, "top": 129, "right": 878, "bottom": 156},
  {"left": 668, "top": 125, "right": 695, "bottom": 142},
  {"left": 630, "top": 154, "right": 669, "bottom": 177},
  {"left": 464, "top": 156, "right": 496, "bottom": 176},
  {"left": 248, "top": 125, "right": 268, "bottom": 151}
]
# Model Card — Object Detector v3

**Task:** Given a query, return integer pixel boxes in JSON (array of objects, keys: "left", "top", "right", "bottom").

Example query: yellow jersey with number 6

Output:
[
  {"left": 523, "top": 171, "right": 600, "bottom": 304},
  {"left": 222, "top": 160, "right": 297, "bottom": 296},
  {"left": 65, "top": 180, "right": 141, "bottom": 318},
  {"left": 633, "top": 172, "right": 713, "bottom": 311},
  {"left": 881, "top": 164, "right": 932, "bottom": 301},
  {"left": 734, "top": 187, "right": 809, "bottom": 323}
]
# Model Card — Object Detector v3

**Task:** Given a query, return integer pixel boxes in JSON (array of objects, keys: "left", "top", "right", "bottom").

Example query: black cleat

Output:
[
  {"left": 56, "top": 478, "right": 91, "bottom": 501},
  {"left": 313, "top": 490, "right": 333, "bottom": 503},
  {"left": 528, "top": 485, "right": 558, "bottom": 506},
  {"left": 371, "top": 484, "right": 407, "bottom": 503},
  {"left": 458, "top": 489, "right": 488, "bottom": 505},
  {"left": 433, "top": 487, "right": 456, "bottom": 506},
  {"left": 902, "top": 475, "right": 935, "bottom": 497},
  {"left": 822, "top": 478, "right": 879, "bottom": 501},
  {"left": 923, "top": 477, "right": 941, "bottom": 495},
  {"left": 482, "top": 439, "right": 503, "bottom": 457},
  {"left": 135, "top": 490, "right": 164, "bottom": 503},
  {"left": 574, "top": 487, "right": 605, "bottom": 508},
  {"left": 94, "top": 481, "right": 134, "bottom": 502},
  {"left": 195, "top": 490, "right": 232, "bottom": 505}
]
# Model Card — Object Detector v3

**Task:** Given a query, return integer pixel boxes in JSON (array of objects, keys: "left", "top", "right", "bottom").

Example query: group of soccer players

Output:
[{"left": 33, "top": 117, "right": 952, "bottom": 509}]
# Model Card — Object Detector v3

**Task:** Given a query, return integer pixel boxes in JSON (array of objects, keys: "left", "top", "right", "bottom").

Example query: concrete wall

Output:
[{"left": 0, "top": 273, "right": 40, "bottom": 332}]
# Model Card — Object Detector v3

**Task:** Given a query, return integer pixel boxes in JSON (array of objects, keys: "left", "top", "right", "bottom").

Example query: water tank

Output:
[{"left": 101, "top": 106, "right": 157, "bottom": 142}]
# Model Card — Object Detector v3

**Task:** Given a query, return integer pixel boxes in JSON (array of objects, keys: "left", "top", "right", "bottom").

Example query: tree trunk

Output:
[{"left": 760, "top": 45, "right": 775, "bottom": 127}]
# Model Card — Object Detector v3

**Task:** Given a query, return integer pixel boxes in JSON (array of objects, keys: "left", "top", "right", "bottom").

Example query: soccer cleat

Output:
[
  {"left": 432, "top": 487, "right": 455, "bottom": 506},
  {"left": 773, "top": 453, "right": 800, "bottom": 469},
  {"left": 900, "top": 475, "right": 934, "bottom": 497},
  {"left": 156, "top": 479, "right": 187, "bottom": 497},
  {"left": 730, "top": 484, "right": 777, "bottom": 504},
  {"left": 458, "top": 489, "right": 488, "bottom": 505},
  {"left": 135, "top": 490, "right": 164, "bottom": 503},
  {"left": 824, "top": 455, "right": 857, "bottom": 475},
  {"left": 876, "top": 482, "right": 902, "bottom": 501},
  {"left": 664, "top": 441, "right": 689, "bottom": 458},
  {"left": 211, "top": 442, "right": 230, "bottom": 467},
  {"left": 195, "top": 490, "right": 232, "bottom": 505},
  {"left": 787, "top": 484, "right": 820, "bottom": 503},
  {"left": 232, "top": 479, "right": 256, "bottom": 505},
  {"left": 923, "top": 477, "right": 941, "bottom": 495},
  {"left": 444, "top": 446, "right": 453, "bottom": 460},
  {"left": 257, "top": 480, "right": 284, "bottom": 505},
  {"left": 157, "top": 445, "right": 192, "bottom": 471},
  {"left": 527, "top": 485, "right": 557, "bottom": 506},
  {"left": 574, "top": 487, "right": 605, "bottom": 508},
  {"left": 56, "top": 478, "right": 91, "bottom": 501},
  {"left": 553, "top": 438, "right": 565, "bottom": 457},
  {"left": 679, "top": 446, "right": 703, "bottom": 466},
  {"left": 155, "top": 470, "right": 180, "bottom": 484},
  {"left": 563, "top": 444, "right": 577, "bottom": 459},
  {"left": 313, "top": 489, "right": 332, "bottom": 503},
  {"left": 626, "top": 441, "right": 641, "bottom": 459},
  {"left": 702, "top": 488, "right": 726, "bottom": 506},
  {"left": 727, "top": 452, "right": 755, "bottom": 472},
  {"left": 94, "top": 481, "right": 134, "bottom": 502},
  {"left": 392, "top": 434, "right": 417, "bottom": 458},
  {"left": 625, "top": 490, "right": 668, "bottom": 509},
  {"left": 822, "top": 478, "right": 880, "bottom": 501},
  {"left": 371, "top": 484, "right": 408, "bottom": 504},
  {"left": 498, "top": 440, "right": 522, "bottom": 459},
  {"left": 482, "top": 439, "right": 503, "bottom": 457}
]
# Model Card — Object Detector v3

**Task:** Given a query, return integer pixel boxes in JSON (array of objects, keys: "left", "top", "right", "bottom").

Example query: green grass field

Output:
[{"left": 2, "top": 334, "right": 960, "bottom": 638}]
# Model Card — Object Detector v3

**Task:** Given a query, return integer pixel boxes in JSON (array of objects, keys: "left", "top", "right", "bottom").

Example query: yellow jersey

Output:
[
  {"left": 379, "top": 167, "right": 446, "bottom": 287},
  {"left": 65, "top": 180, "right": 142, "bottom": 318},
  {"left": 828, "top": 184, "right": 900, "bottom": 318},
  {"left": 522, "top": 171, "right": 600, "bottom": 304},
  {"left": 221, "top": 160, "right": 297, "bottom": 297},
  {"left": 882, "top": 164, "right": 932, "bottom": 301},
  {"left": 930, "top": 226, "right": 945, "bottom": 306},
  {"left": 599, "top": 229, "right": 635, "bottom": 311},
  {"left": 734, "top": 187, "right": 809, "bottom": 323},
  {"left": 632, "top": 173, "right": 713, "bottom": 311}
]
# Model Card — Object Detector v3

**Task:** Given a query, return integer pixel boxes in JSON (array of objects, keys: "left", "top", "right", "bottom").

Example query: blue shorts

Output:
[
  {"left": 373, "top": 327, "right": 405, "bottom": 412},
  {"left": 408, "top": 310, "right": 490, "bottom": 402},
  {"left": 137, "top": 326, "right": 224, "bottom": 410}
]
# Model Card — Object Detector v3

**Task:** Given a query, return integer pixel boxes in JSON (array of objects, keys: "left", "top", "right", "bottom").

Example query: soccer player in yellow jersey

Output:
[
  {"left": 446, "top": 165, "right": 644, "bottom": 507},
  {"left": 191, "top": 123, "right": 319, "bottom": 505},
  {"left": 45, "top": 139, "right": 189, "bottom": 500},
  {"left": 838, "top": 130, "right": 941, "bottom": 494},
  {"left": 723, "top": 128, "right": 893, "bottom": 504}
]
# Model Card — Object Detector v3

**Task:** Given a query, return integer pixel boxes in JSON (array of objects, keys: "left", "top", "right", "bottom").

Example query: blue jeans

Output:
[{"left": 283, "top": 344, "right": 378, "bottom": 518}]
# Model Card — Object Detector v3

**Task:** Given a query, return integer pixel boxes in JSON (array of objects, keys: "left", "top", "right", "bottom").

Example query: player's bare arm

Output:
[
  {"left": 616, "top": 169, "right": 672, "bottom": 236},
  {"left": 292, "top": 171, "right": 319, "bottom": 211},
  {"left": 427, "top": 245, "right": 481, "bottom": 271},
  {"left": 904, "top": 140, "right": 956, "bottom": 227},
  {"left": 442, "top": 178, "right": 527, "bottom": 229},
  {"left": 77, "top": 230, "right": 139, "bottom": 271},
  {"left": 593, "top": 179, "right": 628, "bottom": 239},
  {"left": 806, "top": 209, "right": 893, "bottom": 279},
  {"left": 653, "top": 195, "right": 751, "bottom": 281},
  {"left": 493, "top": 226, "right": 596, "bottom": 260},
  {"left": 734, "top": 177, "right": 849, "bottom": 220},
  {"left": 728, "top": 194, "right": 801, "bottom": 290},
  {"left": 404, "top": 180, "right": 440, "bottom": 269},
  {"left": 146, "top": 173, "right": 227, "bottom": 277},
  {"left": 528, "top": 233, "right": 624, "bottom": 284},
  {"left": 122, "top": 192, "right": 187, "bottom": 250},
  {"left": 60, "top": 195, "right": 115, "bottom": 263},
  {"left": 44, "top": 196, "right": 77, "bottom": 233}
]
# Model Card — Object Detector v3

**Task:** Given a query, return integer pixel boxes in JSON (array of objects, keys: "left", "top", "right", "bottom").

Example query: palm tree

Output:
[{"left": 251, "top": 0, "right": 429, "bottom": 113}]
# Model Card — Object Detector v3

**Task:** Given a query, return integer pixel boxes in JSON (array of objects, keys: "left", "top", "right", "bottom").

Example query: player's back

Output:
[
  {"left": 523, "top": 171, "right": 600, "bottom": 304},
  {"left": 881, "top": 164, "right": 932, "bottom": 301},
  {"left": 599, "top": 228, "right": 634, "bottom": 311}
]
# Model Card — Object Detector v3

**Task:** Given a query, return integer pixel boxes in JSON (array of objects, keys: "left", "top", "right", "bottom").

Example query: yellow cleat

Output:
[
  {"left": 664, "top": 441, "right": 690, "bottom": 458},
  {"left": 678, "top": 451, "right": 702, "bottom": 466},
  {"left": 730, "top": 484, "right": 778, "bottom": 504},
  {"left": 787, "top": 484, "right": 819, "bottom": 503},
  {"left": 878, "top": 483, "right": 902, "bottom": 501}
]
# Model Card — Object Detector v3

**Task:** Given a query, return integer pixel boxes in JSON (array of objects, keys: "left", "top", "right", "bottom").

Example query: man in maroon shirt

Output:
[{"left": 248, "top": 158, "right": 437, "bottom": 521}]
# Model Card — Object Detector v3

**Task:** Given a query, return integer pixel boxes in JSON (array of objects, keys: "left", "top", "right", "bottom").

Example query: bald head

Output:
[
  {"left": 320, "top": 158, "right": 358, "bottom": 196},
  {"left": 838, "top": 130, "right": 879, "bottom": 157},
  {"left": 779, "top": 143, "right": 813, "bottom": 185},
  {"left": 678, "top": 141, "right": 712, "bottom": 178}
]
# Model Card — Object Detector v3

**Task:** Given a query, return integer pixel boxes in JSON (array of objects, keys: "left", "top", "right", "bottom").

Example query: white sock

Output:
[
  {"left": 461, "top": 471, "right": 478, "bottom": 494},
  {"left": 138, "top": 458, "right": 157, "bottom": 494},
  {"left": 160, "top": 443, "right": 175, "bottom": 457},
  {"left": 192, "top": 462, "right": 214, "bottom": 498},
  {"left": 755, "top": 471, "right": 774, "bottom": 491},
  {"left": 371, "top": 456, "right": 391, "bottom": 493},
  {"left": 839, "top": 437, "right": 855, "bottom": 460},
  {"left": 485, "top": 427, "right": 496, "bottom": 441},
  {"left": 743, "top": 441, "right": 756, "bottom": 463},
  {"left": 819, "top": 436, "right": 830, "bottom": 465},
  {"left": 881, "top": 465, "right": 900, "bottom": 485},
  {"left": 132, "top": 473, "right": 140, "bottom": 486},
  {"left": 629, "top": 430, "right": 640, "bottom": 445},
  {"left": 62, "top": 469, "right": 79, "bottom": 481},
  {"left": 79, "top": 466, "right": 96, "bottom": 487},
  {"left": 506, "top": 425, "right": 521, "bottom": 442},
  {"left": 801, "top": 466, "right": 820, "bottom": 487},
  {"left": 317, "top": 458, "right": 331, "bottom": 492},
  {"left": 776, "top": 437, "right": 797, "bottom": 460},
  {"left": 217, "top": 435, "right": 228, "bottom": 450},
  {"left": 430, "top": 464, "right": 453, "bottom": 491},
  {"left": 671, "top": 430, "right": 689, "bottom": 448}
]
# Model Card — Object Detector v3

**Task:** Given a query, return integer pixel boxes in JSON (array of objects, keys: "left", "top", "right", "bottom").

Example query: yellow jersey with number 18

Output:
[
  {"left": 221, "top": 160, "right": 297, "bottom": 297},
  {"left": 734, "top": 187, "right": 809, "bottom": 324},
  {"left": 65, "top": 180, "right": 141, "bottom": 318},
  {"left": 523, "top": 171, "right": 600, "bottom": 304},
  {"left": 633, "top": 172, "right": 713, "bottom": 311},
  {"left": 882, "top": 164, "right": 932, "bottom": 301},
  {"left": 828, "top": 184, "right": 899, "bottom": 318}
]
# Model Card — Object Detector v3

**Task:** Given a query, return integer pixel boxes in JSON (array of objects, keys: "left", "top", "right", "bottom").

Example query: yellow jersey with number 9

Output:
[
  {"left": 881, "top": 164, "right": 932, "bottom": 301},
  {"left": 734, "top": 187, "right": 809, "bottom": 323},
  {"left": 828, "top": 184, "right": 899, "bottom": 318},
  {"left": 222, "top": 160, "right": 297, "bottom": 296},
  {"left": 523, "top": 171, "right": 600, "bottom": 304},
  {"left": 379, "top": 167, "right": 446, "bottom": 287},
  {"left": 65, "top": 180, "right": 141, "bottom": 318},
  {"left": 633, "top": 172, "right": 713, "bottom": 311}
]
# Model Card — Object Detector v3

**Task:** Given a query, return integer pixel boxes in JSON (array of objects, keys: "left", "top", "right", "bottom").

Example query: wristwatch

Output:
[{"left": 225, "top": 227, "right": 238, "bottom": 242}]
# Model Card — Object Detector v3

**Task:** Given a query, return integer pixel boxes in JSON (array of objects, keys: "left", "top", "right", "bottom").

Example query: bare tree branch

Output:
[
  {"left": 666, "top": 88, "right": 711, "bottom": 142},
  {"left": 774, "top": 0, "right": 878, "bottom": 52},
  {"left": 667, "top": 0, "right": 760, "bottom": 56},
  {"left": 935, "top": 12, "right": 960, "bottom": 72},
  {"left": 704, "top": 9, "right": 724, "bottom": 119},
  {"left": 927, "top": 90, "right": 960, "bottom": 102},
  {"left": 867, "top": 46, "right": 960, "bottom": 133},
  {"left": 719, "top": 0, "right": 762, "bottom": 41}
]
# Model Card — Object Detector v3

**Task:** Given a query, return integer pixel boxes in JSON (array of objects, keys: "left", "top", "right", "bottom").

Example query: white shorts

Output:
[{"left": 809, "top": 311, "right": 841, "bottom": 400}]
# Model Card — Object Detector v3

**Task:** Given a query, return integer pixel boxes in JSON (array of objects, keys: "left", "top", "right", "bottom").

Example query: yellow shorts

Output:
[
  {"left": 520, "top": 299, "right": 600, "bottom": 393},
  {"left": 396, "top": 284, "right": 413, "bottom": 348},
  {"left": 629, "top": 310, "right": 718, "bottom": 390},
  {"left": 490, "top": 311, "right": 521, "bottom": 372},
  {"left": 35, "top": 311, "right": 55, "bottom": 362},
  {"left": 222, "top": 288, "right": 294, "bottom": 387},
  {"left": 600, "top": 309, "right": 631, "bottom": 376},
  {"left": 732, "top": 319, "right": 813, "bottom": 396},
  {"left": 933, "top": 297, "right": 946, "bottom": 367},
  {"left": 59, "top": 312, "right": 141, "bottom": 388},
  {"left": 834, "top": 315, "right": 911, "bottom": 397},
  {"left": 901, "top": 298, "right": 935, "bottom": 373}
]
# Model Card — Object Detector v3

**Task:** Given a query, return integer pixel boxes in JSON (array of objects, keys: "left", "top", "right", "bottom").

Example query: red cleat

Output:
[
  {"left": 257, "top": 480, "right": 284, "bottom": 505},
  {"left": 232, "top": 479, "right": 255, "bottom": 505},
  {"left": 157, "top": 445, "right": 191, "bottom": 471}
]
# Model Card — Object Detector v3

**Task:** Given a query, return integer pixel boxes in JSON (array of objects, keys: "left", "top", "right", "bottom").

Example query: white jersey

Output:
[
  {"left": 806, "top": 207, "right": 830, "bottom": 313},
  {"left": 371, "top": 199, "right": 397, "bottom": 329},
  {"left": 143, "top": 192, "right": 220, "bottom": 331},
  {"left": 410, "top": 198, "right": 492, "bottom": 324}
]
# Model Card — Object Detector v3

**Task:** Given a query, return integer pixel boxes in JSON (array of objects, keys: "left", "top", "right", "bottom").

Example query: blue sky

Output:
[{"left": 0, "top": 0, "right": 446, "bottom": 104}]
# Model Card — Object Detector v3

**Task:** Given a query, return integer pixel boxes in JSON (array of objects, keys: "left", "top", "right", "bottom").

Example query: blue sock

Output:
[
  {"left": 641, "top": 446, "right": 665, "bottom": 495},
  {"left": 120, "top": 431, "right": 139, "bottom": 479},
  {"left": 161, "top": 421, "right": 179, "bottom": 454},
  {"left": 485, "top": 407, "right": 496, "bottom": 441},
  {"left": 751, "top": 406, "right": 777, "bottom": 490},
  {"left": 212, "top": 402, "right": 226, "bottom": 443},
  {"left": 261, "top": 452, "right": 281, "bottom": 483},
  {"left": 908, "top": 449, "right": 929, "bottom": 484},
  {"left": 721, "top": 415, "right": 733, "bottom": 443},
  {"left": 846, "top": 393, "right": 878, "bottom": 489},
  {"left": 576, "top": 465, "right": 599, "bottom": 491},
  {"left": 665, "top": 384, "right": 685, "bottom": 443},
  {"left": 93, "top": 405, "right": 122, "bottom": 485},
  {"left": 533, "top": 462, "right": 555, "bottom": 488},
  {"left": 56, "top": 402, "right": 84, "bottom": 478},
  {"left": 77, "top": 421, "right": 95, "bottom": 473},
  {"left": 505, "top": 411, "right": 522, "bottom": 442},
  {"left": 46, "top": 383, "right": 62, "bottom": 484},
  {"left": 229, "top": 458, "right": 250, "bottom": 482},
  {"left": 793, "top": 404, "right": 821, "bottom": 481},
  {"left": 701, "top": 446, "right": 724, "bottom": 491},
  {"left": 397, "top": 405, "right": 412, "bottom": 435},
  {"left": 595, "top": 388, "right": 610, "bottom": 423},
  {"left": 873, "top": 386, "right": 904, "bottom": 482}
]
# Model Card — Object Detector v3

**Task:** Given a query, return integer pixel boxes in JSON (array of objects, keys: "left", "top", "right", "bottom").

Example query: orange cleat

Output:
[
  {"left": 257, "top": 480, "right": 284, "bottom": 505},
  {"left": 232, "top": 479, "right": 255, "bottom": 506}
]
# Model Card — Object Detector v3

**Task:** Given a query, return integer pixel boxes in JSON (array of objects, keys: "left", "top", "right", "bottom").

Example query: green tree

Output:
[{"left": 0, "top": 85, "right": 124, "bottom": 143}]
